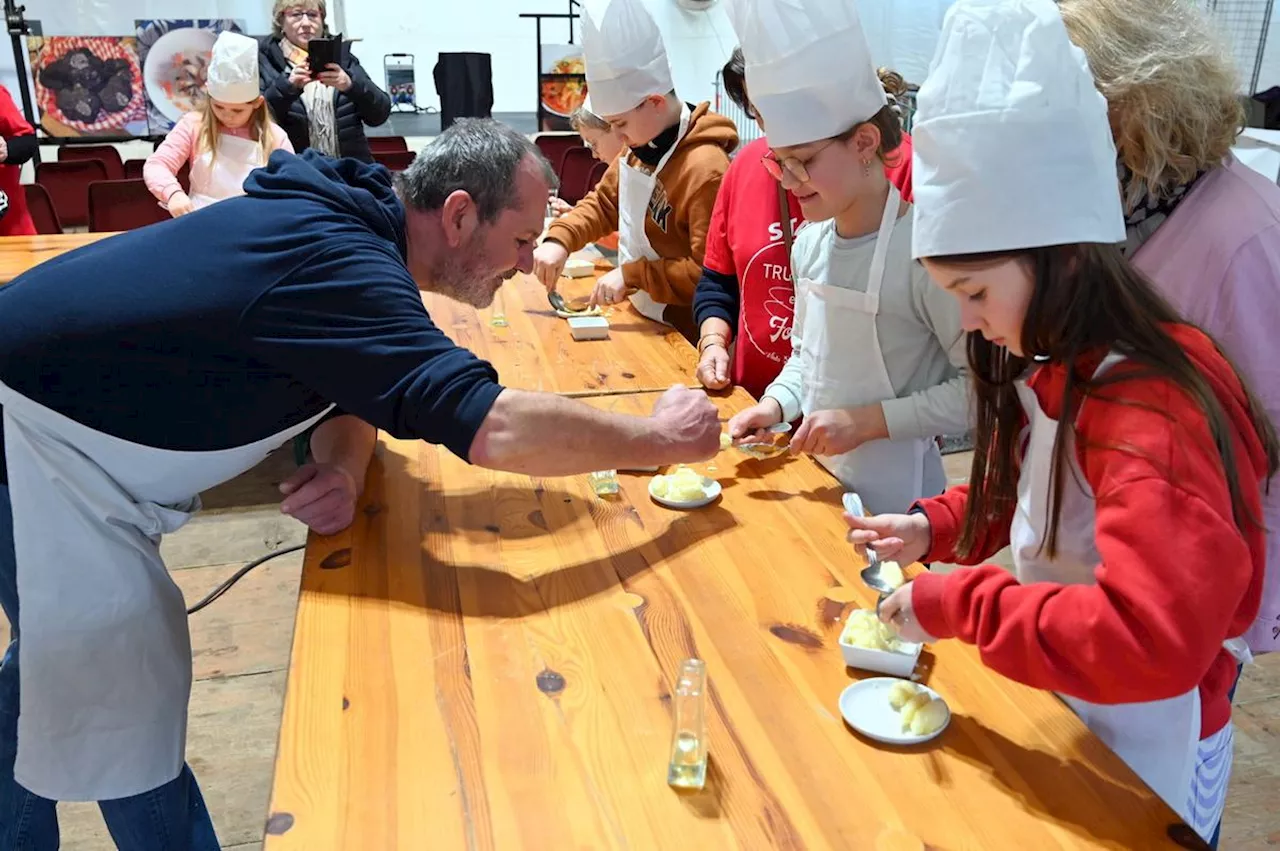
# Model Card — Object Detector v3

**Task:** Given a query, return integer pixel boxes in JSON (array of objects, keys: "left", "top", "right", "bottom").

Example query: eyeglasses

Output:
[
  {"left": 761, "top": 138, "right": 837, "bottom": 185},
  {"left": 284, "top": 9, "right": 323, "bottom": 22}
]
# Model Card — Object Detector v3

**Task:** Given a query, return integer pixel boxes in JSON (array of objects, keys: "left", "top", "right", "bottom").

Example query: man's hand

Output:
[
  {"left": 167, "top": 191, "right": 195, "bottom": 218},
  {"left": 280, "top": 463, "right": 360, "bottom": 535},
  {"left": 790, "top": 404, "right": 888, "bottom": 457},
  {"left": 532, "top": 241, "right": 570, "bottom": 291},
  {"left": 589, "top": 267, "right": 628, "bottom": 306},
  {"left": 649, "top": 385, "right": 722, "bottom": 463},
  {"left": 317, "top": 63, "right": 353, "bottom": 92}
]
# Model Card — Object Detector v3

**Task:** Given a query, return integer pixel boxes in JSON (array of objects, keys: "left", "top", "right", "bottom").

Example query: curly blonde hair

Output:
[{"left": 1060, "top": 0, "right": 1244, "bottom": 210}]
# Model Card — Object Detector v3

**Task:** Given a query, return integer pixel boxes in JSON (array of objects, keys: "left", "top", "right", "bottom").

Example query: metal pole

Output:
[{"left": 4, "top": 0, "right": 39, "bottom": 165}]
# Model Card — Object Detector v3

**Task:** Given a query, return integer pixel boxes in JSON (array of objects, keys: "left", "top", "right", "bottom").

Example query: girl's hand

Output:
[
  {"left": 548, "top": 195, "right": 573, "bottom": 217},
  {"left": 317, "top": 63, "right": 353, "bottom": 92},
  {"left": 727, "top": 398, "right": 783, "bottom": 441},
  {"left": 589, "top": 268, "right": 627, "bottom": 306},
  {"left": 167, "top": 191, "right": 194, "bottom": 218},
  {"left": 843, "top": 510, "right": 931, "bottom": 565},
  {"left": 790, "top": 404, "right": 888, "bottom": 457},
  {"left": 288, "top": 64, "right": 313, "bottom": 90},
  {"left": 695, "top": 342, "right": 730, "bottom": 390},
  {"left": 878, "top": 582, "right": 938, "bottom": 644}
]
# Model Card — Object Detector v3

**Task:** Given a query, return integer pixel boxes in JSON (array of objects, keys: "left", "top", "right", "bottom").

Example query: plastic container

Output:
[{"left": 568, "top": 315, "right": 610, "bottom": 340}]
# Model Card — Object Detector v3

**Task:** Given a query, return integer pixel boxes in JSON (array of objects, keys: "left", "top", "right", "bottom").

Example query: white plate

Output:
[
  {"left": 838, "top": 678, "right": 950, "bottom": 746},
  {"left": 648, "top": 476, "right": 722, "bottom": 509},
  {"left": 144, "top": 27, "right": 218, "bottom": 123}
]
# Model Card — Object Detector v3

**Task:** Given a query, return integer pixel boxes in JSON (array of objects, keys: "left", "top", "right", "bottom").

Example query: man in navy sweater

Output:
[{"left": 0, "top": 119, "right": 719, "bottom": 849}]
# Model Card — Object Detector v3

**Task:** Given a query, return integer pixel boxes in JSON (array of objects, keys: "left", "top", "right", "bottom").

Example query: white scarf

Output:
[{"left": 281, "top": 38, "right": 340, "bottom": 157}]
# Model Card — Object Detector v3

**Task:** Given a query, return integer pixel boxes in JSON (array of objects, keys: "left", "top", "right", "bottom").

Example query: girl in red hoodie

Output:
[{"left": 845, "top": 0, "right": 1278, "bottom": 845}]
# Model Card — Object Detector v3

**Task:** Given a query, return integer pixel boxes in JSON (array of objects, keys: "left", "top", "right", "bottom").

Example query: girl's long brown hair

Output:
[
  {"left": 198, "top": 97, "right": 276, "bottom": 168},
  {"left": 941, "top": 244, "right": 1279, "bottom": 560}
]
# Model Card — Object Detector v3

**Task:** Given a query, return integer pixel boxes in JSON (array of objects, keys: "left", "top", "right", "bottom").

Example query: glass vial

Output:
[
  {"left": 489, "top": 281, "right": 508, "bottom": 327},
  {"left": 588, "top": 470, "right": 619, "bottom": 495},
  {"left": 667, "top": 658, "right": 708, "bottom": 790}
]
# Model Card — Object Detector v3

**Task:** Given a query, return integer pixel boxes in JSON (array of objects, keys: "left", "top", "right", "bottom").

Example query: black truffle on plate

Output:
[
  {"left": 55, "top": 84, "right": 101, "bottom": 122},
  {"left": 102, "top": 58, "right": 130, "bottom": 79},
  {"left": 99, "top": 72, "right": 133, "bottom": 113},
  {"left": 39, "top": 63, "right": 72, "bottom": 90}
]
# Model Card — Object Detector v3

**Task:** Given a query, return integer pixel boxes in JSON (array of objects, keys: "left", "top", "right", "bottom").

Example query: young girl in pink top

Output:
[{"left": 145, "top": 31, "right": 293, "bottom": 217}]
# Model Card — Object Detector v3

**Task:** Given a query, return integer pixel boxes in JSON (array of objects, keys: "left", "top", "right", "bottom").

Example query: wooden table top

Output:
[
  {"left": 0, "top": 232, "right": 117, "bottom": 283},
  {"left": 266, "top": 388, "right": 1187, "bottom": 850},
  {"left": 422, "top": 269, "right": 699, "bottom": 396}
]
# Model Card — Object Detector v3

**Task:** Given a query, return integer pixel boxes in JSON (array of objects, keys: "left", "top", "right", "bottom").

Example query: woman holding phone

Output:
[{"left": 258, "top": 0, "right": 391, "bottom": 162}]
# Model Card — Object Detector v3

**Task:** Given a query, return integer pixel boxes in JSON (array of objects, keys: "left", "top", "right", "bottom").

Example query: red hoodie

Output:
[
  {"left": 0, "top": 85, "right": 35, "bottom": 237},
  {"left": 912, "top": 325, "right": 1268, "bottom": 740}
]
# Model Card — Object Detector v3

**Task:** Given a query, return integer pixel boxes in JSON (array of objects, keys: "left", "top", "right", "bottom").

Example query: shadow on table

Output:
[{"left": 934, "top": 714, "right": 1200, "bottom": 849}]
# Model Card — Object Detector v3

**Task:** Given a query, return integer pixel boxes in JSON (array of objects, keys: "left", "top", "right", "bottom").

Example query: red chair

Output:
[
  {"left": 24, "top": 184, "right": 62, "bottom": 234},
  {"left": 586, "top": 160, "right": 608, "bottom": 195},
  {"left": 36, "top": 159, "right": 109, "bottom": 228},
  {"left": 557, "top": 146, "right": 598, "bottom": 205},
  {"left": 124, "top": 158, "right": 146, "bottom": 180},
  {"left": 369, "top": 136, "right": 409, "bottom": 153},
  {"left": 59, "top": 145, "right": 124, "bottom": 181},
  {"left": 533, "top": 132, "right": 582, "bottom": 178},
  {"left": 87, "top": 179, "right": 169, "bottom": 232},
  {"left": 373, "top": 150, "right": 416, "bottom": 171}
]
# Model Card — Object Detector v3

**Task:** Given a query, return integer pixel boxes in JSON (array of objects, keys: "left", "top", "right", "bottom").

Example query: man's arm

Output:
[
  {"left": 279, "top": 414, "right": 378, "bottom": 535},
  {"left": 469, "top": 386, "right": 720, "bottom": 476},
  {"left": 310, "top": 414, "right": 377, "bottom": 492}
]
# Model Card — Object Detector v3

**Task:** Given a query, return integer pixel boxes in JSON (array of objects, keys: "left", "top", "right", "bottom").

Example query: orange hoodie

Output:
[{"left": 544, "top": 101, "right": 738, "bottom": 305}]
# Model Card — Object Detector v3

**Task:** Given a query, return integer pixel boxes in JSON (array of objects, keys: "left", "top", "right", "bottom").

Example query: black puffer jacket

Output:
[{"left": 258, "top": 38, "right": 392, "bottom": 163}]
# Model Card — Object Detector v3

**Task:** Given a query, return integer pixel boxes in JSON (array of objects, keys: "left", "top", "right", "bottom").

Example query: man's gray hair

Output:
[{"left": 396, "top": 118, "right": 558, "bottom": 222}]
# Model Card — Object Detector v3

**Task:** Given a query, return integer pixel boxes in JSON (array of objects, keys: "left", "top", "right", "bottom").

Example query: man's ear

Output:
[{"left": 439, "top": 189, "right": 478, "bottom": 248}]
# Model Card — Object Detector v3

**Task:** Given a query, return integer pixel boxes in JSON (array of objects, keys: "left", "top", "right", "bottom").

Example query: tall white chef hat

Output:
[
  {"left": 910, "top": 0, "right": 1125, "bottom": 259},
  {"left": 582, "top": 0, "right": 674, "bottom": 117},
  {"left": 725, "top": 0, "right": 887, "bottom": 149},
  {"left": 206, "top": 31, "right": 261, "bottom": 105}
]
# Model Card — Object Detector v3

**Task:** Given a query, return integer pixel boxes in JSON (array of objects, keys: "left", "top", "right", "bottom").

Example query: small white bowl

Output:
[
  {"left": 839, "top": 678, "right": 950, "bottom": 746},
  {"left": 838, "top": 628, "right": 922, "bottom": 678},
  {"left": 568, "top": 315, "right": 609, "bottom": 340},
  {"left": 648, "top": 476, "right": 721, "bottom": 509}
]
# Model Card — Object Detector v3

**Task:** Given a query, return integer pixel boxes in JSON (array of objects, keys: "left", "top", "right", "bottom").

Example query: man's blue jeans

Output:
[{"left": 0, "top": 485, "right": 220, "bottom": 850}]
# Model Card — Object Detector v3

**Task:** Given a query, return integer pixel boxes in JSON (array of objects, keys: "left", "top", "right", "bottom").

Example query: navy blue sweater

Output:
[{"left": 0, "top": 150, "right": 504, "bottom": 482}]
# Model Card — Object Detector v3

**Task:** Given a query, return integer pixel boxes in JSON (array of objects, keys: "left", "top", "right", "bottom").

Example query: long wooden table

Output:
[
  {"left": 0, "top": 232, "right": 116, "bottom": 283},
  {"left": 423, "top": 270, "right": 699, "bottom": 395},
  {"left": 266, "top": 388, "right": 1191, "bottom": 850}
]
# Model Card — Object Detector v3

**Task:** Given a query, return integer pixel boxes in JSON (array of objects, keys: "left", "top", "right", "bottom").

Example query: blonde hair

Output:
[
  {"left": 198, "top": 97, "right": 276, "bottom": 167},
  {"left": 569, "top": 105, "right": 610, "bottom": 133},
  {"left": 271, "top": 0, "right": 328, "bottom": 40},
  {"left": 1060, "top": 0, "right": 1244, "bottom": 209}
]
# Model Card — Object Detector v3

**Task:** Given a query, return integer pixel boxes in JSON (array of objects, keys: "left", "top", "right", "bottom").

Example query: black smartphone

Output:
[{"left": 307, "top": 35, "right": 347, "bottom": 75}]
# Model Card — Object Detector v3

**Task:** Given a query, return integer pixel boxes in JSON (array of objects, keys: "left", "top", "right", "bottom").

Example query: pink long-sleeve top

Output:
[
  {"left": 144, "top": 112, "right": 293, "bottom": 204},
  {"left": 1131, "top": 154, "right": 1280, "bottom": 653}
]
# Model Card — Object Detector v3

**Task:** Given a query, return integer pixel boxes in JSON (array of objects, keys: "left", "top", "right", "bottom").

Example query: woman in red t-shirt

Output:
[
  {"left": 0, "top": 85, "right": 37, "bottom": 236},
  {"left": 693, "top": 50, "right": 912, "bottom": 399}
]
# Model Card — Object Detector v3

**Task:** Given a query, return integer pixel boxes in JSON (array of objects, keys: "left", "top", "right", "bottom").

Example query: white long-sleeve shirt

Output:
[{"left": 762, "top": 210, "right": 970, "bottom": 440}]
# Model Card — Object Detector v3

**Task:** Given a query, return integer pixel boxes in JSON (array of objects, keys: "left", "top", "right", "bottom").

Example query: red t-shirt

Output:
[
  {"left": 0, "top": 85, "right": 36, "bottom": 237},
  {"left": 702, "top": 134, "right": 914, "bottom": 400}
]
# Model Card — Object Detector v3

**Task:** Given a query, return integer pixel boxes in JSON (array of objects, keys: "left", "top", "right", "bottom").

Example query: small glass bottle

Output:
[
  {"left": 489, "top": 284, "right": 508, "bottom": 327},
  {"left": 667, "top": 658, "right": 708, "bottom": 790},
  {"left": 587, "top": 469, "right": 619, "bottom": 495}
]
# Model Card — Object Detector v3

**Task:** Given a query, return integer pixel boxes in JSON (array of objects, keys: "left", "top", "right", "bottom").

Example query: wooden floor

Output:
[{"left": 0, "top": 448, "right": 1276, "bottom": 849}]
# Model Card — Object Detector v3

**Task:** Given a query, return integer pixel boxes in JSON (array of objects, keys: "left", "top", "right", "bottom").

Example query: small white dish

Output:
[
  {"left": 568, "top": 315, "right": 610, "bottom": 340},
  {"left": 838, "top": 625, "right": 922, "bottom": 678},
  {"left": 838, "top": 678, "right": 950, "bottom": 746},
  {"left": 563, "top": 257, "right": 597, "bottom": 278},
  {"left": 648, "top": 476, "right": 722, "bottom": 509}
]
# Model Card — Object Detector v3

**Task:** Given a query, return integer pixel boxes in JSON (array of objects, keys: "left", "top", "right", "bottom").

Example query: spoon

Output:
[
  {"left": 548, "top": 291, "right": 592, "bottom": 315},
  {"left": 732, "top": 422, "right": 792, "bottom": 458}
]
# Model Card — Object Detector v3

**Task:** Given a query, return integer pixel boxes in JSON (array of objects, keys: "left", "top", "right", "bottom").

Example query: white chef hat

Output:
[
  {"left": 582, "top": 0, "right": 674, "bottom": 117},
  {"left": 206, "top": 31, "right": 261, "bottom": 104},
  {"left": 910, "top": 0, "right": 1125, "bottom": 259},
  {"left": 725, "top": 0, "right": 887, "bottom": 148}
]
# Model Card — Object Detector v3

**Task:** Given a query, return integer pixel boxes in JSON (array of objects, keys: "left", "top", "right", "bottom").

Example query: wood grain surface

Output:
[
  {"left": 0, "top": 232, "right": 117, "bottom": 283},
  {"left": 422, "top": 270, "right": 700, "bottom": 395},
  {"left": 267, "top": 389, "right": 1193, "bottom": 851}
]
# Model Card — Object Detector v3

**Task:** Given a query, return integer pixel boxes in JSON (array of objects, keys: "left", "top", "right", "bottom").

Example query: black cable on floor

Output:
[{"left": 186, "top": 544, "right": 307, "bottom": 615}]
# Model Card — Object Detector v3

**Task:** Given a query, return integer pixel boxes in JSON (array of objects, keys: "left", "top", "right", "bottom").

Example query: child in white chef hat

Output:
[
  {"left": 145, "top": 30, "right": 293, "bottom": 217},
  {"left": 846, "top": 0, "right": 1279, "bottom": 844},
  {"left": 723, "top": 0, "right": 970, "bottom": 516}
]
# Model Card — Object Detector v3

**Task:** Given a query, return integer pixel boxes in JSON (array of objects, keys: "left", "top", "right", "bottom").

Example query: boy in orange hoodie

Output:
[{"left": 532, "top": 0, "right": 738, "bottom": 334}]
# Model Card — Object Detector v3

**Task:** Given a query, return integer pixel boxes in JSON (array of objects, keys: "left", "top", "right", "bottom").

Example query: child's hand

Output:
[
  {"left": 288, "top": 64, "right": 313, "bottom": 90},
  {"left": 790, "top": 404, "right": 888, "bottom": 457},
  {"left": 878, "top": 583, "right": 938, "bottom": 644},
  {"left": 167, "top": 191, "right": 194, "bottom": 218},
  {"left": 548, "top": 195, "right": 573, "bottom": 217},
  {"left": 843, "top": 511, "right": 932, "bottom": 566},
  {"left": 589, "top": 268, "right": 627, "bottom": 306},
  {"left": 727, "top": 399, "right": 783, "bottom": 441}
]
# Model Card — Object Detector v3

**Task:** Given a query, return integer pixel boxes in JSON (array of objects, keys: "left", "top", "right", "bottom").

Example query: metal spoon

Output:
[
  {"left": 548, "top": 291, "right": 591, "bottom": 314},
  {"left": 733, "top": 422, "right": 792, "bottom": 459}
]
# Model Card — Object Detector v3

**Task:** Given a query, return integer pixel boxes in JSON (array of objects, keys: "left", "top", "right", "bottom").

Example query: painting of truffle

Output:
[{"left": 28, "top": 36, "right": 147, "bottom": 137}]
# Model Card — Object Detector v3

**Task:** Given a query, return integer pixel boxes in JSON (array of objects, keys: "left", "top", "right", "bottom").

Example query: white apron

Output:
[
  {"left": 1011, "top": 354, "right": 1241, "bottom": 840},
  {"left": 617, "top": 104, "right": 692, "bottom": 324},
  {"left": 797, "top": 184, "right": 936, "bottom": 515},
  {"left": 0, "top": 379, "right": 331, "bottom": 800},
  {"left": 188, "top": 133, "right": 264, "bottom": 211}
]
